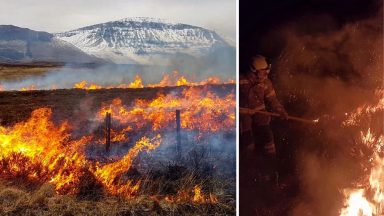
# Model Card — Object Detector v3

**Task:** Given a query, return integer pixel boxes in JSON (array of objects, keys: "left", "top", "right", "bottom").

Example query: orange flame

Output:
[
  {"left": 20, "top": 85, "right": 37, "bottom": 91},
  {"left": 128, "top": 75, "right": 144, "bottom": 88},
  {"left": 96, "top": 86, "right": 235, "bottom": 132},
  {"left": 164, "top": 185, "right": 218, "bottom": 204},
  {"left": 344, "top": 90, "right": 384, "bottom": 126},
  {"left": 0, "top": 71, "right": 235, "bottom": 91},
  {"left": 93, "top": 135, "right": 161, "bottom": 198},
  {"left": 0, "top": 108, "right": 163, "bottom": 198},
  {"left": 0, "top": 82, "right": 231, "bottom": 202},
  {"left": 0, "top": 108, "right": 91, "bottom": 194},
  {"left": 339, "top": 89, "right": 384, "bottom": 215}
]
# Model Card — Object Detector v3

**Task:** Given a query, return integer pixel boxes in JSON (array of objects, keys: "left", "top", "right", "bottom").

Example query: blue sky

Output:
[{"left": 0, "top": 0, "right": 236, "bottom": 41}]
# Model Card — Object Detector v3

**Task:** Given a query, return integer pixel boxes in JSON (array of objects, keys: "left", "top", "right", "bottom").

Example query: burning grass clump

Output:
[
  {"left": 0, "top": 164, "right": 235, "bottom": 216},
  {"left": 140, "top": 163, "right": 229, "bottom": 198}
]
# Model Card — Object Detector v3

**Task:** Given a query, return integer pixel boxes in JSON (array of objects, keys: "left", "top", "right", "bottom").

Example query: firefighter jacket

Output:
[{"left": 240, "top": 73, "right": 285, "bottom": 131}]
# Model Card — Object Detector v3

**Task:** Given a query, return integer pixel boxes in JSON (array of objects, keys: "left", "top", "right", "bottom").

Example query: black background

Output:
[{"left": 240, "top": 0, "right": 381, "bottom": 71}]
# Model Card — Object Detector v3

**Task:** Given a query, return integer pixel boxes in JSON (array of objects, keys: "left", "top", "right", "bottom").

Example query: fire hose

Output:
[{"left": 239, "top": 107, "right": 318, "bottom": 124}]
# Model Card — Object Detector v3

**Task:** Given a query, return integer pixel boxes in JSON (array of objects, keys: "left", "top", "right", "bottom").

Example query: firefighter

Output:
[{"left": 240, "top": 55, "right": 288, "bottom": 186}]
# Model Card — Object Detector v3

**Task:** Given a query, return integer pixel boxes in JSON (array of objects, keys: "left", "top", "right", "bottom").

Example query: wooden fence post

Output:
[
  {"left": 105, "top": 112, "right": 111, "bottom": 152},
  {"left": 176, "top": 110, "right": 181, "bottom": 159}
]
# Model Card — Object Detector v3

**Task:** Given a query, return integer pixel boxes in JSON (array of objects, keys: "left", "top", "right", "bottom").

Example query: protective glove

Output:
[{"left": 277, "top": 108, "right": 289, "bottom": 120}]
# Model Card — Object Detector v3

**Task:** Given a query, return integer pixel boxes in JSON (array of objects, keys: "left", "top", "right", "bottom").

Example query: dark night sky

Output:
[{"left": 240, "top": 0, "right": 382, "bottom": 69}]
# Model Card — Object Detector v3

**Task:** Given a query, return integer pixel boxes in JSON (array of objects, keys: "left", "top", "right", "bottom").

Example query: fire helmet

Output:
[{"left": 250, "top": 55, "right": 270, "bottom": 72}]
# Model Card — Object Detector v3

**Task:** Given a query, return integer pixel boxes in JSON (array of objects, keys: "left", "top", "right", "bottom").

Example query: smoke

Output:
[
  {"left": 64, "top": 87, "right": 236, "bottom": 179},
  {"left": 263, "top": 5, "right": 383, "bottom": 216},
  {"left": 140, "top": 131, "right": 236, "bottom": 174},
  {"left": 80, "top": 119, "right": 236, "bottom": 179},
  {"left": 158, "top": 45, "right": 236, "bottom": 79},
  {"left": 0, "top": 56, "right": 235, "bottom": 91},
  {"left": 274, "top": 11, "right": 383, "bottom": 114}
]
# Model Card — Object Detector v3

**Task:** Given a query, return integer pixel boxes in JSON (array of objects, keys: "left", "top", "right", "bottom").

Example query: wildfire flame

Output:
[
  {"left": 0, "top": 108, "right": 91, "bottom": 194},
  {"left": 96, "top": 86, "right": 235, "bottom": 133},
  {"left": 93, "top": 135, "right": 161, "bottom": 198},
  {"left": 164, "top": 185, "right": 218, "bottom": 204},
  {"left": 340, "top": 189, "right": 375, "bottom": 216},
  {"left": 127, "top": 75, "right": 144, "bottom": 88},
  {"left": 0, "top": 70, "right": 234, "bottom": 92},
  {"left": 0, "top": 84, "right": 233, "bottom": 202},
  {"left": 69, "top": 72, "right": 232, "bottom": 91},
  {"left": 20, "top": 85, "right": 37, "bottom": 91},
  {"left": 0, "top": 108, "right": 162, "bottom": 198},
  {"left": 343, "top": 90, "right": 384, "bottom": 126},
  {"left": 339, "top": 90, "right": 384, "bottom": 216}
]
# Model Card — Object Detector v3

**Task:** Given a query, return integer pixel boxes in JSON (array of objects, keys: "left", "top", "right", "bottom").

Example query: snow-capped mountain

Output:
[
  {"left": 55, "top": 17, "right": 233, "bottom": 64},
  {"left": 0, "top": 25, "right": 103, "bottom": 63}
]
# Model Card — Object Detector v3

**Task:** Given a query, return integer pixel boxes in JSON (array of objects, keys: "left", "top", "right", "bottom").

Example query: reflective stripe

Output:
[
  {"left": 264, "top": 143, "right": 276, "bottom": 154},
  {"left": 253, "top": 104, "right": 266, "bottom": 111},
  {"left": 265, "top": 90, "right": 276, "bottom": 98},
  {"left": 240, "top": 80, "right": 250, "bottom": 85}
]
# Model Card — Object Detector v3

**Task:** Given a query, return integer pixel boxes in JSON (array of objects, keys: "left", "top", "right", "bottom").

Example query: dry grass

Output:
[
  {"left": 0, "top": 144, "right": 236, "bottom": 215},
  {"left": 0, "top": 166, "right": 235, "bottom": 216}
]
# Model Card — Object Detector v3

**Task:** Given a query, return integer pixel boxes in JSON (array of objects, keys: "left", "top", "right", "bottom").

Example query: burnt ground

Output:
[{"left": 0, "top": 84, "right": 234, "bottom": 126}]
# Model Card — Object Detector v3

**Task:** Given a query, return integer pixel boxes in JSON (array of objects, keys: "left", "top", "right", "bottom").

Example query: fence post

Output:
[
  {"left": 176, "top": 110, "right": 181, "bottom": 159},
  {"left": 105, "top": 112, "right": 111, "bottom": 152}
]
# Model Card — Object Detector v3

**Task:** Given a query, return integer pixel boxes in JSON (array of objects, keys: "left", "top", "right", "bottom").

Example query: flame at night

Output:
[
  {"left": 343, "top": 90, "right": 384, "bottom": 127},
  {"left": 339, "top": 91, "right": 384, "bottom": 216}
]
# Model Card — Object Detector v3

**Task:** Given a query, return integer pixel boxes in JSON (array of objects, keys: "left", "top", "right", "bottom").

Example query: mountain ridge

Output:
[
  {"left": 54, "top": 17, "right": 233, "bottom": 64},
  {"left": 0, "top": 18, "right": 235, "bottom": 75},
  {"left": 0, "top": 25, "right": 105, "bottom": 64}
]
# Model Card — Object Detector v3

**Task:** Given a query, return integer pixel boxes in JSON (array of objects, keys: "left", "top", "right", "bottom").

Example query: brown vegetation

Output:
[
  {"left": 0, "top": 167, "right": 235, "bottom": 216},
  {"left": 0, "top": 63, "right": 63, "bottom": 82},
  {"left": 0, "top": 85, "right": 233, "bottom": 125}
]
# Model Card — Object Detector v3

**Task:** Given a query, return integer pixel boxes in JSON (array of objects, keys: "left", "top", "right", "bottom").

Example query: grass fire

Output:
[
  {"left": 239, "top": 1, "right": 383, "bottom": 214},
  {"left": 339, "top": 91, "right": 384, "bottom": 215},
  {"left": 0, "top": 75, "right": 236, "bottom": 215}
]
